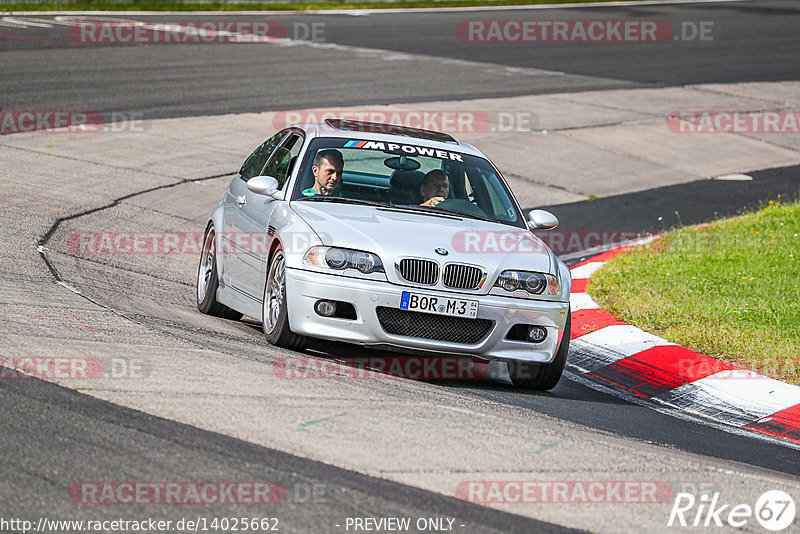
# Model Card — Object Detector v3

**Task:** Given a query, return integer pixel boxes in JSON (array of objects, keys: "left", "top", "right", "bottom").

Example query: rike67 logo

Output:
[{"left": 668, "top": 490, "right": 796, "bottom": 531}]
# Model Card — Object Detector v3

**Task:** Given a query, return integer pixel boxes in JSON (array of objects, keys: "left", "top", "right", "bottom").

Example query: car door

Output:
[
  {"left": 221, "top": 131, "right": 286, "bottom": 287},
  {"left": 230, "top": 131, "right": 305, "bottom": 299}
]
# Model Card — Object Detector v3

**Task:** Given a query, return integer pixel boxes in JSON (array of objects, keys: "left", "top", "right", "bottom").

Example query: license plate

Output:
[{"left": 399, "top": 291, "right": 478, "bottom": 319}]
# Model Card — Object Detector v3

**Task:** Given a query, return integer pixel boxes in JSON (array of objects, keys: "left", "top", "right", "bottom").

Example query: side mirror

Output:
[
  {"left": 246, "top": 176, "right": 281, "bottom": 199},
  {"left": 527, "top": 209, "right": 559, "bottom": 230}
]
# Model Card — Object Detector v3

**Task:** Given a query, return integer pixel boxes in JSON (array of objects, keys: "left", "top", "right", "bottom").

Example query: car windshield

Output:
[{"left": 291, "top": 137, "right": 525, "bottom": 228}]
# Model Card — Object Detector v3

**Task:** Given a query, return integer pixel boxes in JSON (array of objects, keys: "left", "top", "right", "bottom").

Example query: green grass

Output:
[
  {"left": 0, "top": 0, "right": 639, "bottom": 12},
  {"left": 589, "top": 196, "right": 800, "bottom": 385}
]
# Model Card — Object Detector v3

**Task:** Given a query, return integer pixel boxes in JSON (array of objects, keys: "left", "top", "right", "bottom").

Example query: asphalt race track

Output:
[{"left": 2, "top": 1, "right": 800, "bottom": 533}]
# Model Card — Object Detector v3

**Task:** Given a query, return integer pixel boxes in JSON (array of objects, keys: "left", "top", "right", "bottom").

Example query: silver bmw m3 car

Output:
[{"left": 197, "top": 119, "right": 571, "bottom": 389}]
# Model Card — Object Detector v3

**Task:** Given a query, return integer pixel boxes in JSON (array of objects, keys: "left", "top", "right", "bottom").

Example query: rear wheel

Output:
[
  {"left": 507, "top": 311, "right": 571, "bottom": 390},
  {"left": 197, "top": 225, "right": 243, "bottom": 320},
  {"left": 262, "top": 249, "right": 307, "bottom": 351}
]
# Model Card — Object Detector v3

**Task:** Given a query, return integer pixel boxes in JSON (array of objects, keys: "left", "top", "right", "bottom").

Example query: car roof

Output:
[{"left": 289, "top": 120, "right": 486, "bottom": 158}]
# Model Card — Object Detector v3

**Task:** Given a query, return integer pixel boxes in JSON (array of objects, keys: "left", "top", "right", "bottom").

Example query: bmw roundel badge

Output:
[{"left": 435, "top": 248, "right": 449, "bottom": 256}]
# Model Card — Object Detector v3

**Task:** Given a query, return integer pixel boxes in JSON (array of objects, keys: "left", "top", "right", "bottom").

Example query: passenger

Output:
[
  {"left": 419, "top": 169, "right": 450, "bottom": 207},
  {"left": 312, "top": 149, "right": 344, "bottom": 196}
]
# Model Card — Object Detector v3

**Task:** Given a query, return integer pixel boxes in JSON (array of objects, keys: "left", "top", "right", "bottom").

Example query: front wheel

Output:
[
  {"left": 507, "top": 311, "right": 570, "bottom": 390},
  {"left": 262, "top": 249, "right": 307, "bottom": 351},
  {"left": 197, "top": 225, "right": 242, "bottom": 320}
]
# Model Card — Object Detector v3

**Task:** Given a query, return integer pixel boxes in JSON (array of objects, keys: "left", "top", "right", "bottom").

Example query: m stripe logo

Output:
[{"left": 344, "top": 140, "right": 367, "bottom": 148}]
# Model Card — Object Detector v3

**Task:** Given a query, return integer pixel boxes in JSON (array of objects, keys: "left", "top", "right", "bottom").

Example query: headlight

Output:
[
  {"left": 304, "top": 246, "right": 385, "bottom": 275},
  {"left": 325, "top": 248, "right": 348, "bottom": 269},
  {"left": 499, "top": 270, "right": 521, "bottom": 292},
  {"left": 352, "top": 251, "right": 377, "bottom": 274},
  {"left": 525, "top": 273, "right": 547, "bottom": 293},
  {"left": 493, "top": 270, "right": 559, "bottom": 297}
]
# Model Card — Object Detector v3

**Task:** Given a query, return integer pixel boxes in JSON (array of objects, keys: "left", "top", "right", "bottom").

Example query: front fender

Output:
[
  {"left": 272, "top": 203, "right": 324, "bottom": 270},
  {"left": 208, "top": 204, "right": 226, "bottom": 278},
  {"left": 555, "top": 255, "right": 573, "bottom": 303}
]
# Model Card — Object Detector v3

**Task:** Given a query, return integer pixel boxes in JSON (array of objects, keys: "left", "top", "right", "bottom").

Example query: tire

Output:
[
  {"left": 507, "top": 311, "right": 571, "bottom": 390},
  {"left": 262, "top": 249, "right": 307, "bottom": 351},
  {"left": 196, "top": 225, "right": 243, "bottom": 320}
]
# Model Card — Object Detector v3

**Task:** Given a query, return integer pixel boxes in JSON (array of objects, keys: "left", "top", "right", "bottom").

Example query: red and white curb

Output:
[{"left": 568, "top": 246, "right": 800, "bottom": 445}]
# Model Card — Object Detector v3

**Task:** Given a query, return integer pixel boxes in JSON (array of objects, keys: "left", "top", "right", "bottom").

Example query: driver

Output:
[
  {"left": 419, "top": 169, "right": 449, "bottom": 207},
  {"left": 312, "top": 149, "right": 344, "bottom": 196}
]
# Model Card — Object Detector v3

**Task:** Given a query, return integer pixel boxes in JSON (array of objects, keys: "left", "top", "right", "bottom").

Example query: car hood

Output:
[{"left": 291, "top": 202, "right": 554, "bottom": 290}]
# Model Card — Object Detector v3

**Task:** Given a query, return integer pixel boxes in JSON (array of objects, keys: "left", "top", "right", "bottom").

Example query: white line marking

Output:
[
  {"left": 714, "top": 173, "right": 753, "bottom": 181},
  {"left": 560, "top": 234, "right": 657, "bottom": 263},
  {"left": 54, "top": 15, "right": 146, "bottom": 23},
  {"left": 569, "top": 337, "right": 631, "bottom": 372},
  {"left": 18, "top": 16, "right": 74, "bottom": 26},
  {"left": 661, "top": 372, "right": 800, "bottom": 424},
  {"left": 570, "top": 261, "right": 606, "bottom": 279},
  {"left": 569, "top": 292, "right": 599, "bottom": 311},
  {"left": 1, "top": 16, "right": 53, "bottom": 27},
  {"left": 575, "top": 323, "right": 675, "bottom": 359}
]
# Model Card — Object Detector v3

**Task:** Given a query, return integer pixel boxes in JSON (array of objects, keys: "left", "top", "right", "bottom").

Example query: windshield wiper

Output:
[
  {"left": 385, "top": 204, "right": 464, "bottom": 219},
  {"left": 298, "top": 196, "right": 386, "bottom": 208},
  {"left": 390, "top": 203, "right": 497, "bottom": 223},
  {"left": 430, "top": 207, "right": 498, "bottom": 224}
]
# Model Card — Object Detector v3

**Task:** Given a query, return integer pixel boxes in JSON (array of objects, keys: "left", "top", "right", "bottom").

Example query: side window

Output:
[
  {"left": 475, "top": 171, "right": 517, "bottom": 221},
  {"left": 262, "top": 134, "right": 304, "bottom": 190},
  {"left": 239, "top": 131, "right": 285, "bottom": 180}
]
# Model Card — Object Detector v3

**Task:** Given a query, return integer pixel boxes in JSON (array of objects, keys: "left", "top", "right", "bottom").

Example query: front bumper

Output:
[{"left": 285, "top": 268, "right": 570, "bottom": 363}]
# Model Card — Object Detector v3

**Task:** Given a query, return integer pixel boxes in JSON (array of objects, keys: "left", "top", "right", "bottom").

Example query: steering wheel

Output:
[{"left": 433, "top": 198, "right": 488, "bottom": 218}]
